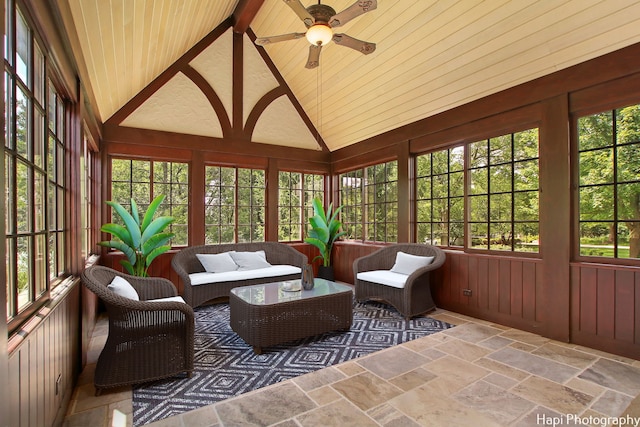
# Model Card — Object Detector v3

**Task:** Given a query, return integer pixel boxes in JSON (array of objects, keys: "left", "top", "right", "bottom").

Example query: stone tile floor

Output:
[{"left": 64, "top": 309, "right": 640, "bottom": 427}]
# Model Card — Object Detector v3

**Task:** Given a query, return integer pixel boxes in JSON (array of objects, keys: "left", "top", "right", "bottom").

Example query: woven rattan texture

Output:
[
  {"left": 353, "top": 244, "right": 446, "bottom": 319},
  {"left": 229, "top": 284, "right": 353, "bottom": 353},
  {"left": 171, "top": 242, "right": 308, "bottom": 308},
  {"left": 81, "top": 266, "right": 195, "bottom": 393}
]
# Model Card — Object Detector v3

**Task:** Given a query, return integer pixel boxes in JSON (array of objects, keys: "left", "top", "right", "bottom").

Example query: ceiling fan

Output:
[{"left": 255, "top": 0, "right": 377, "bottom": 69}]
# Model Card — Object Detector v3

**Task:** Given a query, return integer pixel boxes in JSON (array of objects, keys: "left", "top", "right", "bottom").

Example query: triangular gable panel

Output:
[
  {"left": 120, "top": 72, "right": 223, "bottom": 137},
  {"left": 190, "top": 29, "right": 233, "bottom": 121},
  {"left": 253, "top": 95, "right": 320, "bottom": 149},
  {"left": 242, "top": 33, "right": 280, "bottom": 126}
]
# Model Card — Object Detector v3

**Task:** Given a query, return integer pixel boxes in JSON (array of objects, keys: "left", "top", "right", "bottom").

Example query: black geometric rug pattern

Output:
[{"left": 132, "top": 301, "right": 453, "bottom": 426}]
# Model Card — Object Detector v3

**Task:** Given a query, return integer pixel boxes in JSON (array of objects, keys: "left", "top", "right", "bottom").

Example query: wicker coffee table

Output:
[{"left": 229, "top": 278, "right": 353, "bottom": 354}]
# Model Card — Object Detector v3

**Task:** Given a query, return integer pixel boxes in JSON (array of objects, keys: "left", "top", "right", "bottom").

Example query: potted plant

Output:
[
  {"left": 99, "top": 194, "right": 175, "bottom": 276},
  {"left": 304, "top": 197, "right": 346, "bottom": 280}
]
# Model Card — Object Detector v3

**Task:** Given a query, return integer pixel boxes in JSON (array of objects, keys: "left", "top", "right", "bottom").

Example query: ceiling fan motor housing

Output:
[{"left": 307, "top": 4, "right": 336, "bottom": 25}]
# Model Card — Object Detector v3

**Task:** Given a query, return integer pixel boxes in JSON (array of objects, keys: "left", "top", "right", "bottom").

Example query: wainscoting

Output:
[
  {"left": 434, "top": 251, "right": 544, "bottom": 335},
  {"left": 571, "top": 263, "right": 640, "bottom": 358},
  {"left": 7, "top": 279, "right": 81, "bottom": 426}
]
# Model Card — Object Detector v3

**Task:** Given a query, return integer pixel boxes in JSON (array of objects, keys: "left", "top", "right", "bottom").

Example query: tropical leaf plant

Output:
[
  {"left": 99, "top": 195, "right": 175, "bottom": 276},
  {"left": 304, "top": 197, "right": 346, "bottom": 267}
]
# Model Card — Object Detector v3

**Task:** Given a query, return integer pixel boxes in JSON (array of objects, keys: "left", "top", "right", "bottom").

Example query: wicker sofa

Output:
[
  {"left": 172, "top": 242, "right": 308, "bottom": 308},
  {"left": 353, "top": 244, "right": 445, "bottom": 319}
]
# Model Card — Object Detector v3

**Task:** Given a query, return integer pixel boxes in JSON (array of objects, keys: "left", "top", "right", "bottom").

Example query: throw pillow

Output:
[
  {"left": 229, "top": 250, "right": 272, "bottom": 270},
  {"left": 196, "top": 252, "right": 238, "bottom": 273},
  {"left": 107, "top": 275, "right": 140, "bottom": 300},
  {"left": 390, "top": 251, "right": 434, "bottom": 275}
]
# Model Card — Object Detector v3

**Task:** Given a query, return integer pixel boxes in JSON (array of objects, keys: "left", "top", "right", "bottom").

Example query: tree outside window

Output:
[
  {"left": 468, "top": 129, "right": 539, "bottom": 252},
  {"left": 340, "top": 161, "right": 398, "bottom": 243},
  {"left": 416, "top": 146, "right": 464, "bottom": 246},
  {"left": 278, "top": 171, "right": 324, "bottom": 242},
  {"left": 204, "top": 166, "right": 265, "bottom": 243},
  {"left": 578, "top": 104, "right": 640, "bottom": 259},
  {"left": 415, "top": 128, "right": 539, "bottom": 252}
]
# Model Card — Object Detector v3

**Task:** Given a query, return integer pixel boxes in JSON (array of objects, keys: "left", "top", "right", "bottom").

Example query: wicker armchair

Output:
[
  {"left": 81, "top": 266, "right": 194, "bottom": 394},
  {"left": 353, "top": 244, "right": 446, "bottom": 319}
]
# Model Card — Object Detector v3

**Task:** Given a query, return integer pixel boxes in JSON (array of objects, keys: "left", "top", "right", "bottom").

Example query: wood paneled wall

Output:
[
  {"left": 435, "top": 252, "right": 544, "bottom": 334},
  {"left": 7, "top": 281, "right": 81, "bottom": 426},
  {"left": 571, "top": 264, "right": 640, "bottom": 357}
]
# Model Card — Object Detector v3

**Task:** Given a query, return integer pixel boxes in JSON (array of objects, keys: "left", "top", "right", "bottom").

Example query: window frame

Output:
[
  {"left": 466, "top": 128, "right": 540, "bottom": 254},
  {"left": 204, "top": 164, "right": 266, "bottom": 244},
  {"left": 412, "top": 127, "right": 540, "bottom": 256},
  {"left": 574, "top": 103, "right": 640, "bottom": 263},
  {"left": 5, "top": 2, "right": 72, "bottom": 333},
  {"left": 339, "top": 160, "right": 398, "bottom": 243},
  {"left": 277, "top": 170, "right": 325, "bottom": 243}
]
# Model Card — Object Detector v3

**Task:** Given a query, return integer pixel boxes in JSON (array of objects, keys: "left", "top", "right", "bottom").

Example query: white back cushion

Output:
[
  {"left": 107, "top": 275, "right": 140, "bottom": 300},
  {"left": 229, "top": 250, "right": 272, "bottom": 270},
  {"left": 390, "top": 251, "right": 434, "bottom": 275},
  {"left": 196, "top": 252, "right": 238, "bottom": 273}
]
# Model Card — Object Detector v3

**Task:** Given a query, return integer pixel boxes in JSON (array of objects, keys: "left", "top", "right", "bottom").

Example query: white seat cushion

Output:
[
  {"left": 189, "top": 265, "right": 301, "bottom": 285},
  {"left": 146, "top": 295, "right": 187, "bottom": 304},
  {"left": 357, "top": 270, "right": 408, "bottom": 289}
]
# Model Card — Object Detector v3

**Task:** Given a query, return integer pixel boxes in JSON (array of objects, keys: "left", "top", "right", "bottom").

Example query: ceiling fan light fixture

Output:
[{"left": 306, "top": 23, "right": 333, "bottom": 46}]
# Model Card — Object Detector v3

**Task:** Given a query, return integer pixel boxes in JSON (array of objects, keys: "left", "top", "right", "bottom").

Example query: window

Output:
[
  {"left": 80, "top": 135, "right": 96, "bottom": 259},
  {"left": 204, "top": 166, "right": 236, "bottom": 244},
  {"left": 237, "top": 168, "right": 265, "bottom": 242},
  {"left": 278, "top": 171, "right": 324, "bottom": 242},
  {"left": 278, "top": 171, "right": 301, "bottom": 242},
  {"left": 340, "top": 161, "right": 398, "bottom": 243},
  {"left": 414, "top": 129, "right": 539, "bottom": 252},
  {"left": 416, "top": 146, "right": 464, "bottom": 246},
  {"left": 468, "top": 129, "right": 539, "bottom": 252},
  {"left": 5, "top": 6, "right": 69, "bottom": 329},
  {"left": 340, "top": 169, "right": 363, "bottom": 240},
  {"left": 110, "top": 159, "right": 189, "bottom": 245},
  {"left": 48, "top": 84, "right": 67, "bottom": 277},
  {"left": 303, "top": 173, "right": 325, "bottom": 236},
  {"left": 578, "top": 104, "right": 640, "bottom": 259},
  {"left": 204, "top": 166, "right": 265, "bottom": 243}
]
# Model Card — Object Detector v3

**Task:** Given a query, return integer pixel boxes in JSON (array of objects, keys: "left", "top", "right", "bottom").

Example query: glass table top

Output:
[{"left": 230, "top": 279, "right": 352, "bottom": 305}]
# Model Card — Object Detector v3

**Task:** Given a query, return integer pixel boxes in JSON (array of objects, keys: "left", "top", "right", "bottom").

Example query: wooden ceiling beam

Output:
[{"left": 232, "top": 0, "right": 266, "bottom": 34}]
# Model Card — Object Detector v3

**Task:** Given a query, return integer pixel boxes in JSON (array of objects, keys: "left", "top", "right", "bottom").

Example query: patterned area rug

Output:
[{"left": 132, "top": 301, "right": 453, "bottom": 426}]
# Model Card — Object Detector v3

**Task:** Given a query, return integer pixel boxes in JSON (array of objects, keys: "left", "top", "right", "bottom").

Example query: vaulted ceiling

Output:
[{"left": 57, "top": 0, "right": 640, "bottom": 152}]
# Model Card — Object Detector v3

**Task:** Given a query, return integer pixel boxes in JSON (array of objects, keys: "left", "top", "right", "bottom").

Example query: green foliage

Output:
[
  {"left": 304, "top": 198, "right": 346, "bottom": 266},
  {"left": 578, "top": 104, "right": 640, "bottom": 258},
  {"left": 99, "top": 195, "right": 175, "bottom": 276}
]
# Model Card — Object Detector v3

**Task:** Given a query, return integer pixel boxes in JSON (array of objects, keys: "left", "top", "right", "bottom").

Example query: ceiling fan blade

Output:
[
  {"left": 332, "top": 33, "right": 376, "bottom": 55},
  {"left": 305, "top": 45, "right": 322, "bottom": 69},
  {"left": 283, "top": 0, "right": 314, "bottom": 27},
  {"left": 329, "top": 0, "right": 377, "bottom": 28},
  {"left": 255, "top": 32, "right": 306, "bottom": 46}
]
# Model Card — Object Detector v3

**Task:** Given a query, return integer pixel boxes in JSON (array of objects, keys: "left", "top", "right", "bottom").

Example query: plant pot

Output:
[{"left": 317, "top": 265, "right": 334, "bottom": 281}]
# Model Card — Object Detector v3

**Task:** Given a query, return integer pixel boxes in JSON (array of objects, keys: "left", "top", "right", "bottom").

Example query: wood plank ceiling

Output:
[{"left": 59, "top": 0, "right": 640, "bottom": 151}]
